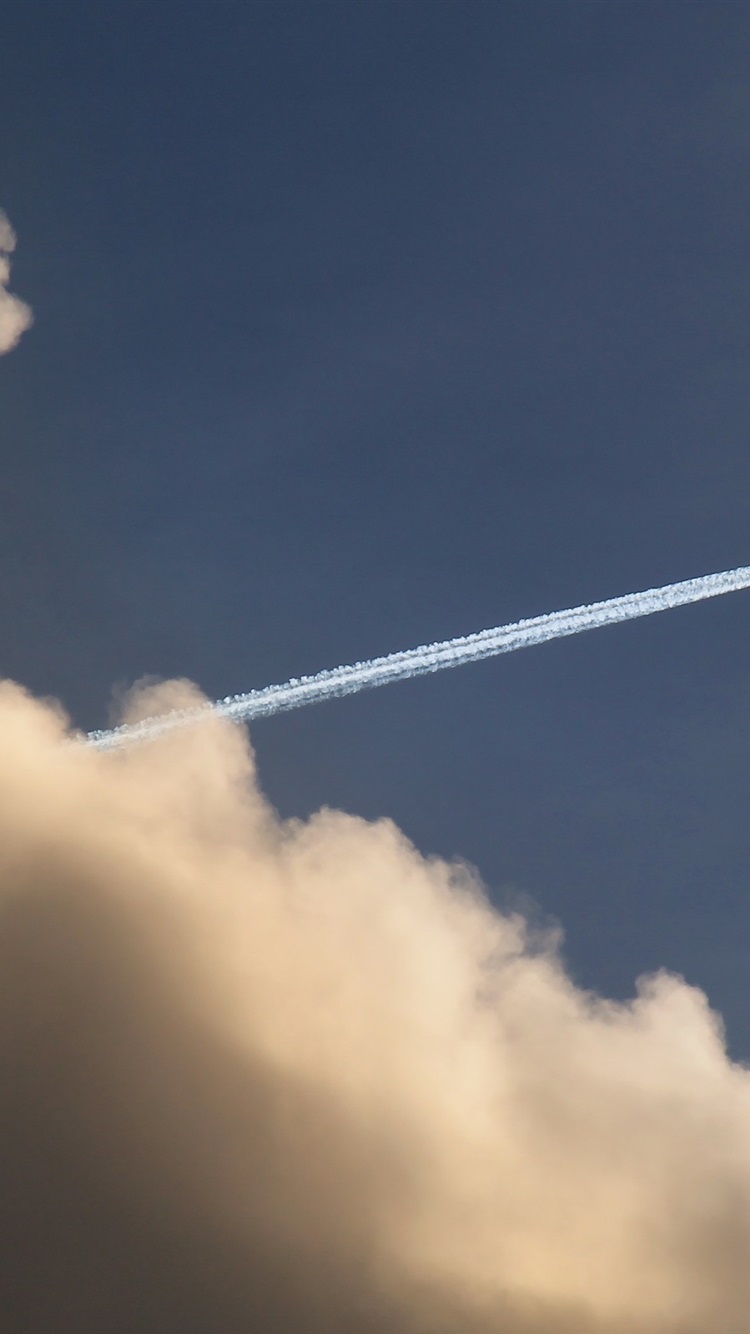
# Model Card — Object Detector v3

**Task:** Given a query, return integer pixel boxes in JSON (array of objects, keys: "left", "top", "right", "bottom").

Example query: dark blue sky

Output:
[{"left": 4, "top": 2, "right": 750, "bottom": 1048}]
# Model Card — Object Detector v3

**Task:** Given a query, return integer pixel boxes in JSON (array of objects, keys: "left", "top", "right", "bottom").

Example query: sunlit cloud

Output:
[
  {"left": 0, "top": 211, "right": 33, "bottom": 355},
  {"left": 3, "top": 677, "right": 750, "bottom": 1332}
]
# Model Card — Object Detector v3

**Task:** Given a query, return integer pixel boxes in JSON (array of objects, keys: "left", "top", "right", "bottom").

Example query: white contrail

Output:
[{"left": 87, "top": 565, "right": 750, "bottom": 750}]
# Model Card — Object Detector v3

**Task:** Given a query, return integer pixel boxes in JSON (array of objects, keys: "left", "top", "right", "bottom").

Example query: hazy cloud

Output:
[
  {"left": 2, "top": 678, "right": 750, "bottom": 1333},
  {"left": 0, "top": 212, "right": 33, "bottom": 354}
]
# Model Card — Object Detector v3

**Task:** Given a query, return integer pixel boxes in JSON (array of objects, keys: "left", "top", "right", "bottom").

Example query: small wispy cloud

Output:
[{"left": 0, "top": 211, "right": 33, "bottom": 355}]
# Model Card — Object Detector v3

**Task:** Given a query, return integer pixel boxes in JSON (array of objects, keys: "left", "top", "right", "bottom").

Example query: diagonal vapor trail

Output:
[{"left": 87, "top": 565, "right": 750, "bottom": 750}]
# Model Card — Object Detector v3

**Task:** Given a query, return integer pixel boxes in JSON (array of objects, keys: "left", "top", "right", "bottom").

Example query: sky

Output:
[
  {"left": 3, "top": 0, "right": 750, "bottom": 1065},
  {"left": 7, "top": 4, "right": 750, "bottom": 1329}
]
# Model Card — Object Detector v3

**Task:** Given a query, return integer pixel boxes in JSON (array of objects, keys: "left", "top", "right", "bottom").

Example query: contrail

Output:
[{"left": 87, "top": 565, "right": 750, "bottom": 750}]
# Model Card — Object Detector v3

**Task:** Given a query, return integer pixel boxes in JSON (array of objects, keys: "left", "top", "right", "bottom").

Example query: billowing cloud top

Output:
[
  {"left": 0, "top": 211, "right": 33, "bottom": 354},
  {"left": 3, "top": 677, "right": 750, "bottom": 1333}
]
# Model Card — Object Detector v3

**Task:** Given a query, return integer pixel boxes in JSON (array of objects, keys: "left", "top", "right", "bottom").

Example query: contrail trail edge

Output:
[{"left": 87, "top": 565, "right": 750, "bottom": 750}]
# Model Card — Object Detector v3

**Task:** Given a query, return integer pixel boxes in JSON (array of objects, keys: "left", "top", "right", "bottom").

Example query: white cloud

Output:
[
  {"left": 3, "top": 676, "right": 750, "bottom": 1332},
  {"left": 0, "top": 211, "right": 33, "bottom": 354}
]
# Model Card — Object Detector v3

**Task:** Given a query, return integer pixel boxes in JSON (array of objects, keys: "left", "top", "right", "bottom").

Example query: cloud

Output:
[
  {"left": 0, "top": 212, "right": 33, "bottom": 354},
  {"left": 2, "top": 678, "right": 750, "bottom": 1333}
]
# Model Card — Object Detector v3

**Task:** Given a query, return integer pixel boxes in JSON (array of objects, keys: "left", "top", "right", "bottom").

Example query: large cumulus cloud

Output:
[{"left": 1, "top": 679, "right": 749, "bottom": 1333}]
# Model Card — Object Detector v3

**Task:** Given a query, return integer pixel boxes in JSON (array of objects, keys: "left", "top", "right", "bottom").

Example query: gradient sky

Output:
[{"left": 3, "top": 1, "right": 750, "bottom": 1051}]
